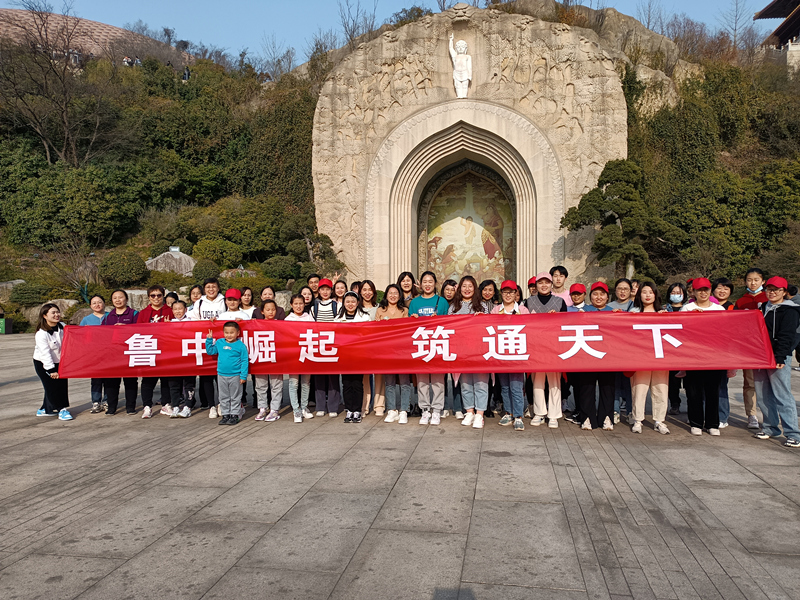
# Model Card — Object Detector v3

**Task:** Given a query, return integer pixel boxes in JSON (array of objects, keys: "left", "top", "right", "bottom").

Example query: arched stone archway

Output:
[{"left": 364, "top": 100, "right": 564, "bottom": 287}]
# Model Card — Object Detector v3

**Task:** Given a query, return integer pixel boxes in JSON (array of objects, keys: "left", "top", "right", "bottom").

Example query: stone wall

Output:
[{"left": 312, "top": 3, "right": 628, "bottom": 287}]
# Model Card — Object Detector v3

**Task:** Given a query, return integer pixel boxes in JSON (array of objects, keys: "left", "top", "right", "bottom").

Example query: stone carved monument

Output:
[
  {"left": 449, "top": 33, "right": 472, "bottom": 98},
  {"left": 312, "top": 2, "right": 633, "bottom": 288}
]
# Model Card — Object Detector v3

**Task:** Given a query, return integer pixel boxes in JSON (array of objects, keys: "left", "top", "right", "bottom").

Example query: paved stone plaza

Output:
[{"left": 2, "top": 333, "right": 800, "bottom": 600}]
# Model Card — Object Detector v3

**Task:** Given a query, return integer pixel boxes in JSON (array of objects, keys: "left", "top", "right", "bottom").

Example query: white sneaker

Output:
[
  {"left": 302, "top": 409, "right": 315, "bottom": 419},
  {"left": 398, "top": 411, "right": 408, "bottom": 424},
  {"left": 531, "top": 415, "right": 545, "bottom": 426},
  {"left": 472, "top": 413, "right": 484, "bottom": 429},
  {"left": 748, "top": 415, "right": 760, "bottom": 429},
  {"left": 238, "top": 404, "right": 246, "bottom": 418},
  {"left": 441, "top": 410, "right": 449, "bottom": 418},
  {"left": 462, "top": 412, "right": 475, "bottom": 426},
  {"left": 455, "top": 411, "right": 465, "bottom": 420},
  {"left": 654, "top": 421, "right": 670, "bottom": 434},
  {"left": 384, "top": 410, "right": 399, "bottom": 423},
  {"left": 419, "top": 410, "right": 431, "bottom": 425},
  {"left": 209, "top": 406, "right": 218, "bottom": 418},
  {"left": 690, "top": 427, "right": 702, "bottom": 436},
  {"left": 315, "top": 411, "right": 326, "bottom": 417},
  {"left": 613, "top": 411, "right": 620, "bottom": 424},
  {"left": 430, "top": 411, "right": 441, "bottom": 426},
  {"left": 602, "top": 416, "right": 613, "bottom": 431},
  {"left": 159, "top": 405, "right": 172, "bottom": 416},
  {"left": 179, "top": 406, "right": 191, "bottom": 418},
  {"left": 329, "top": 412, "right": 338, "bottom": 418},
  {"left": 582, "top": 418, "right": 592, "bottom": 430},
  {"left": 718, "top": 422, "right": 729, "bottom": 428},
  {"left": 523, "top": 406, "right": 531, "bottom": 418},
  {"left": 170, "top": 406, "right": 180, "bottom": 418},
  {"left": 708, "top": 428, "right": 721, "bottom": 436},
  {"left": 293, "top": 413, "right": 303, "bottom": 423},
  {"left": 548, "top": 418, "right": 558, "bottom": 429},
  {"left": 142, "top": 406, "right": 152, "bottom": 419},
  {"left": 631, "top": 421, "right": 642, "bottom": 434}
]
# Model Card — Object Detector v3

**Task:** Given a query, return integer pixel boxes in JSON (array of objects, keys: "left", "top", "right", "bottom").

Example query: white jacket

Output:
[
  {"left": 33, "top": 325, "right": 64, "bottom": 371},
  {"left": 285, "top": 312, "right": 315, "bottom": 322},
  {"left": 188, "top": 295, "right": 226, "bottom": 321},
  {"left": 334, "top": 311, "right": 373, "bottom": 323}
]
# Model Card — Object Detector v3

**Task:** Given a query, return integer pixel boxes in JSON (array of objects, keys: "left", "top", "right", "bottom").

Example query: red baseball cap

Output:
[
  {"left": 318, "top": 278, "right": 333, "bottom": 288},
  {"left": 591, "top": 281, "right": 609, "bottom": 293},
  {"left": 225, "top": 288, "right": 241, "bottom": 299},
  {"left": 527, "top": 276, "right": 536, "bottom": 286},
  {"left": 692, "top": 277, "right": 711, "bottom": 290},
  {"left": 569, "top": 283, "right": 586, "bottom": 294},
  {"left": 766, "top": 276, "right": 788, "bottom": 290},
  {"left": 500, "top": 280, "right": 517, "bottom": 290}
]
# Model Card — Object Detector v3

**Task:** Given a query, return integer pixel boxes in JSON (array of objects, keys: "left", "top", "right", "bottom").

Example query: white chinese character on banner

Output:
[
  {"left": 558, "top": 325, "right": 606, "bottom": 360},
  {"left": 411, "top": 326, "right": 457, "bottom": 362},
  {"left": 182, "top": 332, "right": 206, "bottom": 366},
  {"left": 632, "top": 324, "right": 683, "bottom": 359},
  {"left": 483, "top": 325, "right": 530, "bottom": 361},
  {"left": 298, "top": 330, "right": 338, "bottom": 363},
  {"left": 124, "top": 333, "right": 162, "bottom": 367},
  {"left": 242, "top": 330, "right": 276, "bottom": 363}
]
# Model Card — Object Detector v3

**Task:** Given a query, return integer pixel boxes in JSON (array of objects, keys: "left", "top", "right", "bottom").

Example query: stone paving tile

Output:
[
  {"left": 0, "top": 554, "right": 125, "bottom": 600},
  {"left": 204, "top": 567, "right": 340, "bottom": 600}
]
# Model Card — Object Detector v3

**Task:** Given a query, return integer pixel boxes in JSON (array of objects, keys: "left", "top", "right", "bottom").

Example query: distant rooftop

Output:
[{"left": 755, "top": 0, "right": 800, "bottom": 46}]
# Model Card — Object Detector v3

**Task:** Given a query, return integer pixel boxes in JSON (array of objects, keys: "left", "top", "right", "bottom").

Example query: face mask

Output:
[
  {"left": 750, "top": 286, "right": 763, "bottom": 294},
  {"left": 669, "top": 294, "right": 683, "bottom": 304}
]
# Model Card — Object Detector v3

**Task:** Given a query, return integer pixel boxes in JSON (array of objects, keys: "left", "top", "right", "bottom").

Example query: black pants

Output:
[
  {"left": 141, "top": 377, "right": 173, "bottom": 409},
  {"left": 34, "top": 360, "right": 69, "bottom": 413},
  {"left": 685, "top": 370, "right": 723, "bottom": 430},
  {"left": 168, "top": 376, "right": 196, "bottom": 408},
  {"left": 105, "top": 377, "right": 138, "bottom": 414},
  {"left": 668, "top": 371, "right": 684, "bottom": 410},
  {"left": 342, "top": 374, "right": 363, "bottom": 413},
  {"left": 576, "top": 371, "right": 614, "bottom": 429},
  {"left": 198, "top": 375, "right": 216, "bottom": 408}
]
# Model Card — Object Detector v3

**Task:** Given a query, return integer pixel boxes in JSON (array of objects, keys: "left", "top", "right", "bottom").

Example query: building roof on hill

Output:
[
  {"left": 755, "top": 0, "right": 800, "bottom": 20},
  {"left": 755, "top": 1, "right": 800, "bottom": 46}
]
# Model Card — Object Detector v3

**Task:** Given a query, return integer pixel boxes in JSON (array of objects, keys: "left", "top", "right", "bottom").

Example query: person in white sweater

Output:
[
  {"left": 334, "top": 292, "right": 372, "bottom": 423},
  {"left": 281, "top": 295, "right": 317, "bottom": 422},
  {"left": 33, "top": 303, "right": 72, "bottom": 420},
  {"left": 187, "top": 278, "right": 227, "bottom": 417}
]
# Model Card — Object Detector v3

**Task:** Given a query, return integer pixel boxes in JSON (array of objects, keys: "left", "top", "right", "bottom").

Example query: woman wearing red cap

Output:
[
  {"left": 680, "top": 277, "right": 725, "bottom": 436},
  {"left": 491, "top": 280, "right": 529, "bottom": 431},
  {"left": 216, "top": 288, "right": 252, "bottom": 322}
]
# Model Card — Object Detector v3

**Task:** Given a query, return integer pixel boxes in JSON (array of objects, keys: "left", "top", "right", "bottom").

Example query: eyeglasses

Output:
[
  {"left": 501, "top": 289, "right": 516, "bottom": 294},
  {"left": 149, "top": 294, "right": 163, "bottom": 298}
]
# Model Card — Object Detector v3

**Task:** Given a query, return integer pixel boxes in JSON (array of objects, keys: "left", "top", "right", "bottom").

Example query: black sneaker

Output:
[
  {"left": 218, "top": 415, "right": 231, "bottom": 425},
  {"left": 105, "top": 410, "right": 116, "bottom": 415},
  {"left": 227, "top": 415, "right": 240, "bottom": 425},
  {"left": 564, "top": 414, "right": 581, "bottom": 425},
  {"left": 668, "top": 407, "right": 680, "bottom": 415},
  {"left": 410, "top": 405, "right": 422, "bottom": 417},
  {"left": 485, "top": 409, "right": 495, "bottom": 418}
]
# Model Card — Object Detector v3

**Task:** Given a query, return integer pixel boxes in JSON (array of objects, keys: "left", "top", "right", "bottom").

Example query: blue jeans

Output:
[
  {"left": 385, "top": 374, "right": 412, "bottom": 412},
  {"left": 498, "top": 372, "right": 525, "bottom": 418},
  {"left": 754, "top": 357, "right": 800, "bottom": 441},
  {"left": 288, "top": 374, "right": 311, "bottom": 413},
  {"left": 445, "top": 374, "right": 463, "bottom": 413},
  {"left": 461, "top": 373, "right": 489, "bottom": 412},
  {"left": 718, "top": 375, "right": 730, "bottom": 424},
  {"left": 90, "top": 378, "right": 107, "bottom": 403},
  {"left": 614, "top": 373, "right": 631, "bottom": 414}
]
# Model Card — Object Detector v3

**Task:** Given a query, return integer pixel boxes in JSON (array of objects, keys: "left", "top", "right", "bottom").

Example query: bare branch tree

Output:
[
  {"left": 260, "top": 33, "right": 295, "bottom": 81},
  {"left": 636, "top": 0, "right": 664, "bottom": 34},
  {"left": 38, "top": 234, "right": 101, "bottom": 302},
  {"left": 338, "top": 0, "right": 378, "bottom": 50},
  {"left": 436, "top": 0, "right": 455, "bottom": 9},
  {"left": 719, "top": 0, "right": 750, "bottom": 53}
]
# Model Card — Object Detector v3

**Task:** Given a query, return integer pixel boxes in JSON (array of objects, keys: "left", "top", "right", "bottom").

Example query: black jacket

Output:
[{"left": 762, "top": 300, "right": 800, "bottom": 362}]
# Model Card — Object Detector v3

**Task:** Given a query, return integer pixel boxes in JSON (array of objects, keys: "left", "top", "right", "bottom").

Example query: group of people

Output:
[{"left": 32, "top": 266, "right": 800, "bottom": 447}]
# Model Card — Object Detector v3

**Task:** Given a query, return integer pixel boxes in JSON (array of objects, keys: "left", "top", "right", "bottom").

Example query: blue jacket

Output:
[{"left": 205, "top": 337, "right": 249, "bottom": 379}]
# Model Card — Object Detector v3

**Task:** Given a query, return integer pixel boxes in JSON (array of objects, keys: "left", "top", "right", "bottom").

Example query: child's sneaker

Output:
[
  {"left": 265, "top": 410, "right": 280, "bottom": 422},
  {"left": 209, "top": 406, "right": 218, "bottom": 418},
  {"left": 170, "top": 406, "right": 180, "bottom": 418},
  {"left": 293, "top": 412, "right": 303, "bottom": 423},
  {"left": 316, "top": 411, "right": 326, "bottom": 417},
  {"left": 255, "top": 408, "right": 267, "bottom": 421},
  {"left": 419, "top": 410, "right": 431, "bottom": 425},
  {"left": 142, "top": 406, "right": 152, "bottom": 419},
  {"left": 179, "top": 406, "right": 191, "bottom": 418},
  {"left": 302, "top": 409, "right": 315, "bottom": 419},
  {"left": 159, "top": 405, "right": 172, "bottom": 416},
  {"left": 398, "top": 411, "right": 408, "bottom": 424},
  {"left": 430, "top": 410, "right": 441, "bottom": 425}
]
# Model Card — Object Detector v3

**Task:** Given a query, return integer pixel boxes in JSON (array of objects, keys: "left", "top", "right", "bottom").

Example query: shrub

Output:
[
  {"left": 192, "top": 259, "right": 220, "bottom": 281},
  {"left": 9, "top": 282, "right": 52, "bottom": 306},
  {"left": 151, "top": 239, "right": 172, "bottom": 257},
  {"left": 192, "top": 238, "right": 243, "bottom": 268},
  {"left": 172, "top": 238, "right": 194, "bottom": 255},
  {"left": 99, "top": 251, "right": 148, "bottom": 286},
  {"left": 146, "top": 270, "right": 194, "bottom": 290},
  {"left": 2, "top": 306, "right": 32, "bottom": 333},
  {"left": 262, "top": 255, "right": 298, "bottom": 280}
]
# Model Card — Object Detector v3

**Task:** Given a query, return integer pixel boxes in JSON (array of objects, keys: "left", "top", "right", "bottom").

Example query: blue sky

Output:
[{"left": 0, "top": 1, "right": 780, "bottom": 61}]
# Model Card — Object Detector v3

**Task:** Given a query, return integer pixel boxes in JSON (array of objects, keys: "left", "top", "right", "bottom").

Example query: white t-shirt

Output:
[
  {"left": 217, "top": 309, "right": 251, "bottom": 321},
  {"left": 285, "top": 312, "right": 315, "bottom": 322},
  {"left": 681, "top": 302, "right": 725, "bottom": 312}
]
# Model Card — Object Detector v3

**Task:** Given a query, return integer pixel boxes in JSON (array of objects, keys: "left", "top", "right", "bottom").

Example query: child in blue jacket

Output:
[{"left": 206, "top": 321, "right": 249, "bottom": 425}]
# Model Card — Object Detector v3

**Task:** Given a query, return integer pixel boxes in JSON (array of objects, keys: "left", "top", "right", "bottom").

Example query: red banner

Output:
[{"left": 58, "top": 312, "right": 775, "bottom": 378}]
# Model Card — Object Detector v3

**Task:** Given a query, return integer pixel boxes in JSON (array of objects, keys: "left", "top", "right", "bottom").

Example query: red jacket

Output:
[
  {"left": 136, "top": 305, "right": 174, "bottom": 323},
  {"left": 734, "top": 291, "right": 767, "bottom": 311}
]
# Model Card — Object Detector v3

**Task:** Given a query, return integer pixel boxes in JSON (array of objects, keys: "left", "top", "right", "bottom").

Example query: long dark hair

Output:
[
  {"left": 336, "top": 291, "right": 368, "bottom": 318},
  {"left": 479, "top": 279, "right": 499, "bottom": 304},
  {"left": 396, "top": 271, "right": 418, "bottom": 298},
  {"left": 298, "top": 286, "right": 314, "bottom": 313},
  {"left": 453, "top": 275, "right": 484, "bottom": 313},
  {"left": 666, "top": 282, "right": 687, "bottom": 306},
  {"left": 359, "top": 279, "right": 378, "bottom": 307},
  {"left": 378, "top": 284, "right": 407, "bottom": 310},
  {"left": 633, "top": 282, "right": 663, "bottom": 312},
  {"left": 36, "top": 303, "right": 61, "bottom": 333}
]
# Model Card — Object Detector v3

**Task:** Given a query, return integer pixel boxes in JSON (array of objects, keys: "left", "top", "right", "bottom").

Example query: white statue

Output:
[{"left": 449, "top": 33, "right": 472, "bottom": 99}]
